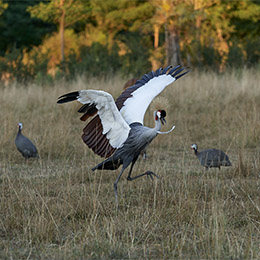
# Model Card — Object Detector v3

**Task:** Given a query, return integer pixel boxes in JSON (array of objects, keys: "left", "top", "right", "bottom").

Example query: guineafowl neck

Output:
[{"left": 194, "top": 149, "right": 198, "bottom": 155}]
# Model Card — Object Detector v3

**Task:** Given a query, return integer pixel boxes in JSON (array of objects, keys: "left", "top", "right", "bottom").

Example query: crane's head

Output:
[
  {"left": 191, "top": 144, "right": 198, "bottom": 151},
  {"left": 18, "top": 122, "right": 23, "bottom": 129},
  {"left": 154, "top": 110, "right": 166, "bottom": 125}
]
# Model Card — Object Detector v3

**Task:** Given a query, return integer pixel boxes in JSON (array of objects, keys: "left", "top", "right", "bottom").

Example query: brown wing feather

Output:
[
  {"left": 81, "top": 79, "right": 141, "bottom": 158},
  {"left": 81, "top": 115, "right": 116, "bottom": 157}
]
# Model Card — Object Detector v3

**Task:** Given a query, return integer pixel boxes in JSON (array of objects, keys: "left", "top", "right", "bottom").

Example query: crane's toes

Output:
[{"left": 145, "top": 171, "right": 160, "bottom": 180}]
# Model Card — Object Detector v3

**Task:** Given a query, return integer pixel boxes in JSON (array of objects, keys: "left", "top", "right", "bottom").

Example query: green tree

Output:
[
  {"left": 85, "top": 0, "right": 154, "bottom": 74},
  {"left": 87, "top": 0, "right": 153, "bottom": 46},
  {"left": 0, "top": 0, "right": 53, "bottom": 56},
  {"left": 191, "top": 0, "right": 260, "bottom": 69},
  {"left": 228, "top": 0, "right": 260, "bottom": 66},
  {"left": 0, "top": 0, "right": 7, "bottom": 16},
  {"left": 150, "top": 0, "right": 185, "bottom": 67},
  {"left": 28, "top": 0, "right": 90, "bottom": 70}
]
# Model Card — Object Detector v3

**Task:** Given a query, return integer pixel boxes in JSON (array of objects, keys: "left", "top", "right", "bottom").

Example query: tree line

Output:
[{"left": 0, "top": 0, "right": 259, "bottom": 84}]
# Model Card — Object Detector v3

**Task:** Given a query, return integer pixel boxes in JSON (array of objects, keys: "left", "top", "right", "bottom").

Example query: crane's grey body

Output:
[
  {"left": 191, "top": 144, "right": 231, "bottom": 169},
  {"left": 92, "top": 122, "right": 158, "bottom": 171},
  {"left": 15, "top": 123, "right": 38, "bottom": 159}
]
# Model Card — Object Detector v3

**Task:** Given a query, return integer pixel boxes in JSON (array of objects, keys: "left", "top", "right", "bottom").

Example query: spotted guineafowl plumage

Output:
[
  {"left": 191, "top": 144, "right": 231, "bottom": 169},
  {"left": 15, "top": 122, "right": 38, "bottom": 159}
]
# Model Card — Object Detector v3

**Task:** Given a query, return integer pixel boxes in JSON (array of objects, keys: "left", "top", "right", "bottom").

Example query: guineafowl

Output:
[
  {"left": 15, "top": 122, "right": 38, "bottom": 159},
  {"left": 191, "top": 144, "right": 231, "bottom": 169}
]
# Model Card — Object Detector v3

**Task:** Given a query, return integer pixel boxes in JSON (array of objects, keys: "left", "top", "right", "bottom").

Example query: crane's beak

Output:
[{"left": 160, "top": 117, "right": 166, "bottom": 125}]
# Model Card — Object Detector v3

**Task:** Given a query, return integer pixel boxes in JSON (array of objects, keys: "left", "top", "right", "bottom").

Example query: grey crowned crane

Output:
[
  {"left": 57, "top": 65, "right": 190, "bottom": 205},
  {"left": 191, "top": 144, "right": 232, "bottom": 169},
  {"left": 15, "top": 122, "right": 38, "bottom": 159}
]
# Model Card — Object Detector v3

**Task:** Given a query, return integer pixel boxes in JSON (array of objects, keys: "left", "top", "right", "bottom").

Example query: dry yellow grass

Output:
[{"left": 0, "top": 68, "right": 259, "bottom": 259}]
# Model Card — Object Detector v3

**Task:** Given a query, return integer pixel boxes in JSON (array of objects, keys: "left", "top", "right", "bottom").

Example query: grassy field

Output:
[{"left": 0, "top": 68, "right": 259, "bottom": 259}]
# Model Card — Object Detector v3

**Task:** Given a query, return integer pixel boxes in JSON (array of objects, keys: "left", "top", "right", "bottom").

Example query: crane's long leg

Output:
[
  {"left": 126, "top": 160, "right": 160, "bottom": 181},
  {"left": 114, "top": 166, "right": 127, "bottom": 208},
  {"left": 127, "top": 171, "right": 160, "bottom": 181},
  {"left": 125, "top": 160, "right": 137, "bottom": 180}
]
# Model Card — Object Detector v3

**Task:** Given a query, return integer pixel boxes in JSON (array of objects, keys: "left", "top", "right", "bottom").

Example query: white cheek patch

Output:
[{"left": 191, "top": 144, "right": 197, "bottom": 149}]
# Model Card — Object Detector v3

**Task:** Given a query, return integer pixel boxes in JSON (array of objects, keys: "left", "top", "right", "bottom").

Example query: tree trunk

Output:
[
  {"left": 194, "top": 0, "right": 202, "bottom": 65},
  {"left": 151, "top": 24, "right": 160, "bottom": 70},
  {"left": 166, "top": 28, "right": 182, "bottom": 66},
  {"left": 164, "top": 23, "right": 168, "bottom": 66},
  {"left": 60, "top": 0, "right": 65, "bottom": 72},
  {"left": 154, "top": 24, "right": 159, "bottom": 49}
]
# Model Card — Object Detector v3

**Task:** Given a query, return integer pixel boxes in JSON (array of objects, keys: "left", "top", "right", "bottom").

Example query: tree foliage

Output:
[
  {"left": 28, "top": 0, "right": 90, "bottom": 28},
  {"left": 0, "top": 0, "right": 259, "bottom": 83},
  {"left": 0, "top": 1, "right": 54, "bottom": 56},
  {"left": 0, "top": 0, "right": 7, "bottom": 16}
]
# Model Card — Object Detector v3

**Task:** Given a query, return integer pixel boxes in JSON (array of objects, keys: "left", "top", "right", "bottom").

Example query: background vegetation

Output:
[
  {"left": 0, "top": 70, "right": 259, "bottom": 259},
  {"left": 0, "top": 0, "right": 259, "bottom": 84}
]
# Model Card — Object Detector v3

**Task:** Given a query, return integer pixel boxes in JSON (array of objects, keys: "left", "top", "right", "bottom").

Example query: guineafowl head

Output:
[
  {"left": 18, "top": 122, "right": 23, "bottom": 130},
  {"left": 191, "top": 144, "right": 198, "bottom": 152}
]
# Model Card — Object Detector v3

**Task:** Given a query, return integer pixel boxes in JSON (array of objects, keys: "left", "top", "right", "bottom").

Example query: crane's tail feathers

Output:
[
  {"left": 157, "top": 125, "right": 175, "bottom": 135},
  {"left": 92, "top": 158, "right": 122, "bottom": 171},
  {"left": 57, "top": 91, "right": 79, "bottom": 104}
]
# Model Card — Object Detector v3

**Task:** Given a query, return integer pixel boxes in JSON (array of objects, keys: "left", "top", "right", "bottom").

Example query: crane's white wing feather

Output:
[
  {"left": 77, "top": 90, "right": 130, "bottom": 148},
  {"left": 120, "top": 74, "right": 175, "bottom": 124},
  {"left": 118, "top": 63, "right": 192, "bottom": 125}
]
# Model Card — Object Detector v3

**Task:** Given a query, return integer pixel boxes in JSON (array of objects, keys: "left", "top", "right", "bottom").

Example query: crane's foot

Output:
[
  {"left": 145, "top": 171, "right": 160, "bottom": 180},
  {"left": 127, "top": 171, "right": 160, "bottom": 181}
]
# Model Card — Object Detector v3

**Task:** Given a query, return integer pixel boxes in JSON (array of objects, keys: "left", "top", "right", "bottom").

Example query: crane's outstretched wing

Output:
[
  {"left": 57, "top": 90, "right": 131, "bottom": 152},
  {"left": 60, "top": 65, "right": 190, "bottom": 158},
  {"left": 118, "top": 65, "right": 189, "bottom": 124}
]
